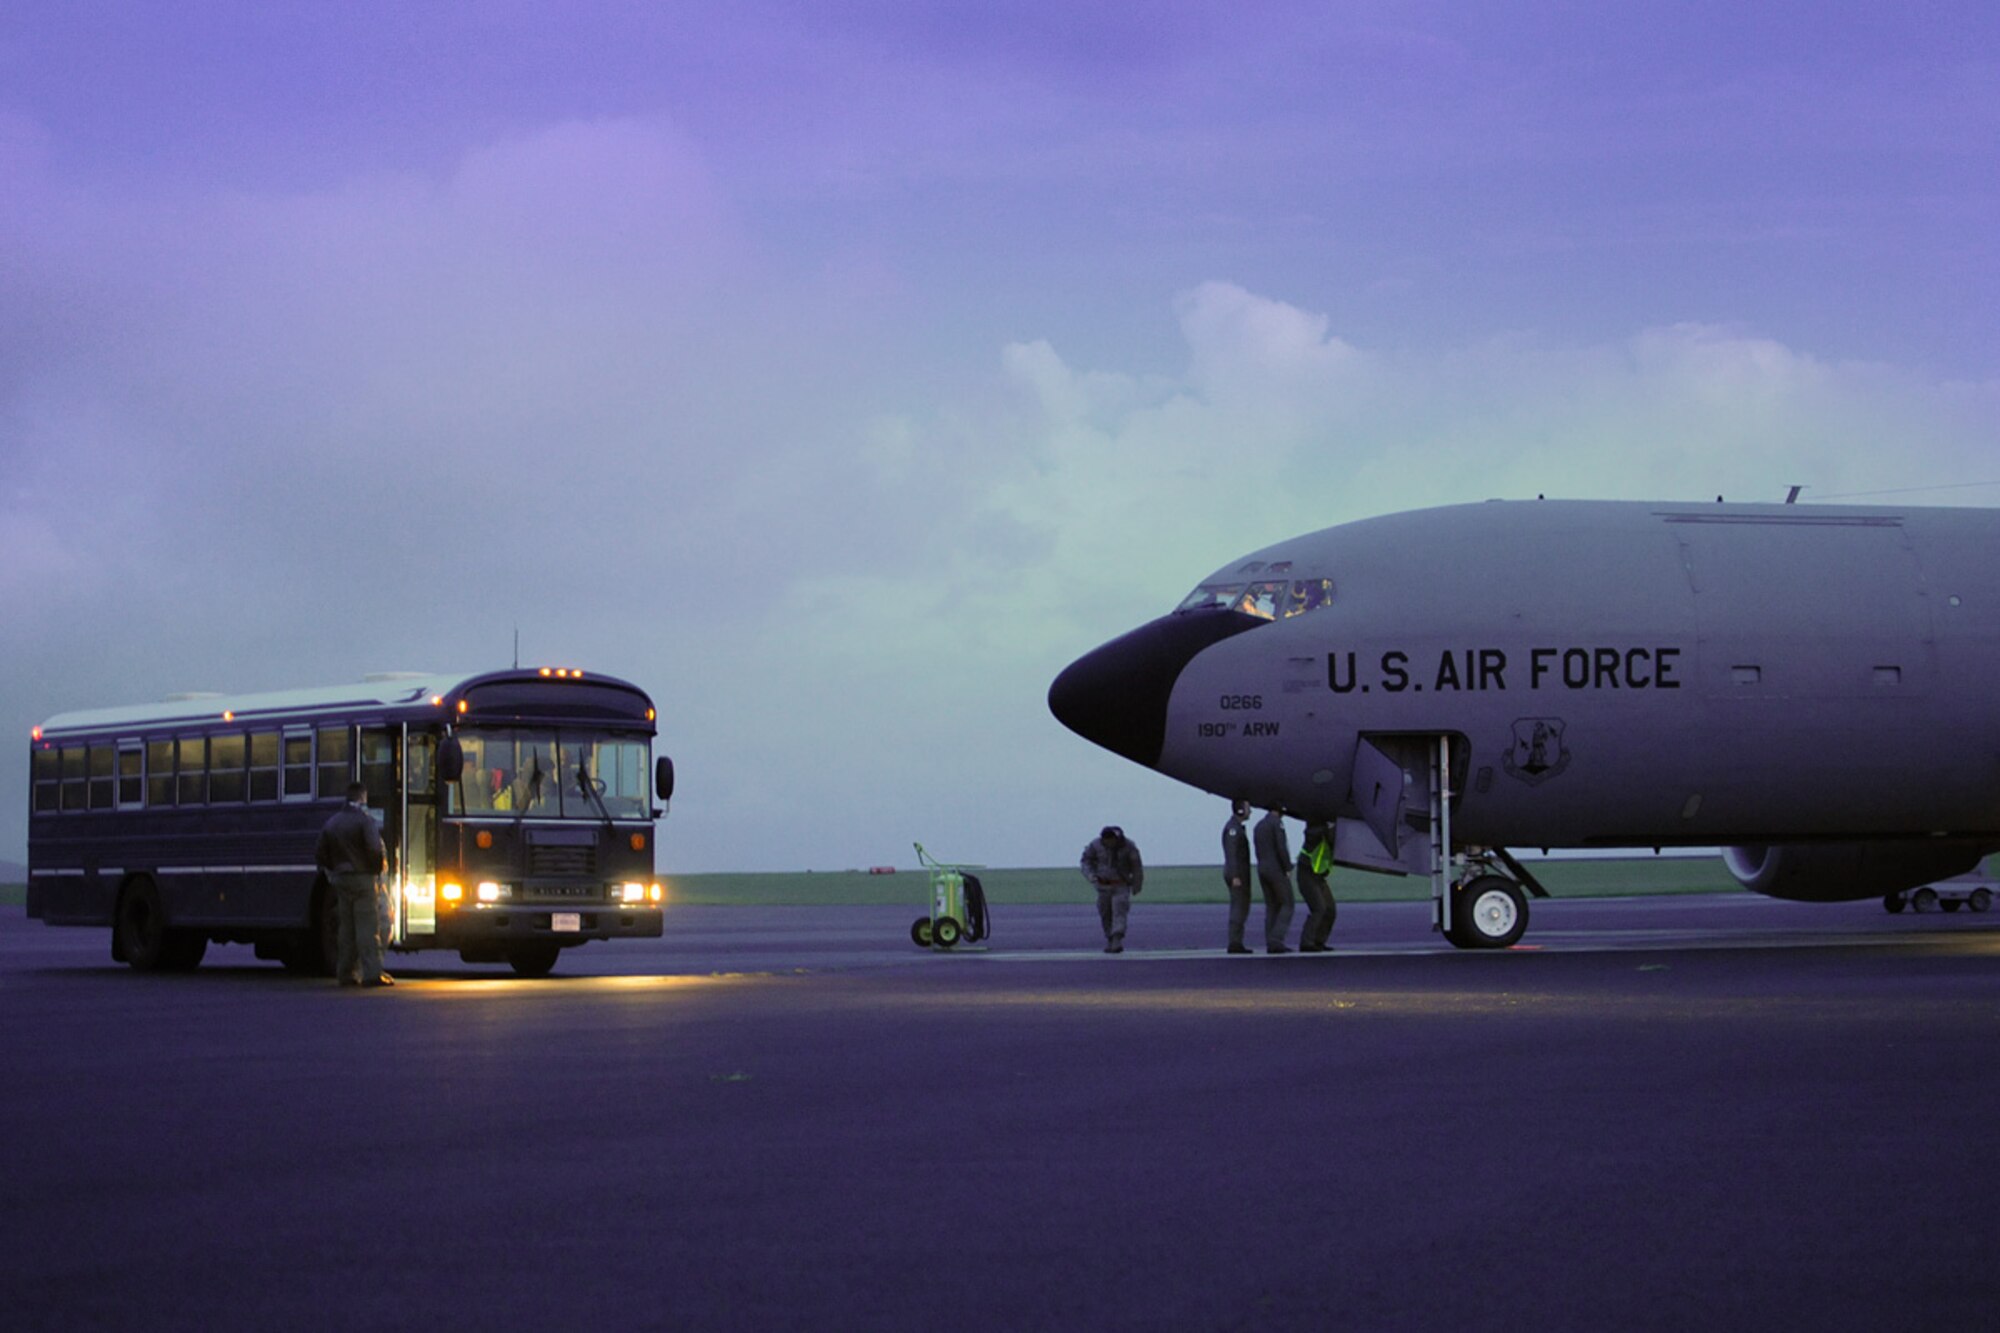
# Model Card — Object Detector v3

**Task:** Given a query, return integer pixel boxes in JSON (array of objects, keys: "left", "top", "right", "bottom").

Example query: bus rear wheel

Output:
[
  {"left": 115, "top": 879, "right": 206, "bottom": 972},
  {"left": 509, "top": 944, "right": 562, "bottom": 977}
]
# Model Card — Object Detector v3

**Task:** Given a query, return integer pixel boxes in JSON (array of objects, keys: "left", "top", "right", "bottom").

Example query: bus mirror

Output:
[
  {"left": 655, "top": 755, "right": 676, "bottom": 802},
  {"left": 439, "top": 737, "right": 464, "bottom": 784}
]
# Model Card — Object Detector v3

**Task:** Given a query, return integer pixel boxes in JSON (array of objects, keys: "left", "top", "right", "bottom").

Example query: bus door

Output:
[
  {"left": 359, "top": 727, "right": 401, "bottom": 942},
  {"left": 402, "top": 730, "right": 438, "bottom": 939}
]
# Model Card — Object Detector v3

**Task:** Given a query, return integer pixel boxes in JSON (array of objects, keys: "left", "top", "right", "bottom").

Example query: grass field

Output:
[
  {"left": 652, "top": 855, "right": 1743, "bottom": 906},
  {"left": 0, "top": 857, "right": 1743, "bottom": 914}
]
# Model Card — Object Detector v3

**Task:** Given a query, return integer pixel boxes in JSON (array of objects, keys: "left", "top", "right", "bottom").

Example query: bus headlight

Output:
[
  {"left": 620, "top": 882, "right": 645, "bottom": 903},
  {"left": 477, "top": 881, "right": 504, "bottom": 903}
]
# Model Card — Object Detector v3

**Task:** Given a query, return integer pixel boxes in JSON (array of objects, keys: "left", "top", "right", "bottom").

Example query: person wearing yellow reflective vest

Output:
[{"left": 1297, "top": 819, "right": 1337, "bottom": 952}]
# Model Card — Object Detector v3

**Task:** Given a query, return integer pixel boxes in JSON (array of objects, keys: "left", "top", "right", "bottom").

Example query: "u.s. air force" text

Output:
[{"left": 1328, "top": 647, "right": 1683, "bottom": 694}]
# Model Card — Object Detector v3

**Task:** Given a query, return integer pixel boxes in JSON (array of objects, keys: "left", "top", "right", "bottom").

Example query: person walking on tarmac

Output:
[
  {"left": 1253, "top": 808, "right": 1296, "bottom": 953},
  {"left": 1297, "top": 818, "right": 1337, "bottom": 951},
  {"left": 316, "top": 781, "right": 391, "bottom": 987},
  {"left": 1222, "top": 801, "right": 1254, "bottom": 953},
  {"left": 1081, "top": 825, "right": 1144, "bottom": 953}
]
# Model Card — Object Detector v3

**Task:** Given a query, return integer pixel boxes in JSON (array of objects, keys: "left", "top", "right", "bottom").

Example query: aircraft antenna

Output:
[
  {"left": 513, "top": 627, "right": 519, "bottom": 670},
  {"left": 1785, "top": 485, "right": 1802, "bottom": 504}
]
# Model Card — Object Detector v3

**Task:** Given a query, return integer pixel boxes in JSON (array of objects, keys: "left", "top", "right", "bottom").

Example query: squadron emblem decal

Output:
[{"left": 1504, "top": 718, "right": 1571, "bottom": 785}]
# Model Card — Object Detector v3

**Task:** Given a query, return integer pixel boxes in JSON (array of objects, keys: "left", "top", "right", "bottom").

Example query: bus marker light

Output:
[
  {"left": 441, "top": 882, "right": 463, "bottom": 902},
  {"left": 649, "top": 883, "right": 664, "bottom": 903},
  {"left": 30, "top": 726, "right": 41, "bottom": 741},
  {"left": 475, "top": 830, "right": 493, "bottom": 849},
  {"left": 630, "top": 833, "right": 646, "bottom": 851}
]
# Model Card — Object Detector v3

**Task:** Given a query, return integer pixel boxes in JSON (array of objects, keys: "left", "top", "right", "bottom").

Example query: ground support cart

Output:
[{"left": 910, "top": 843, "right": 989, "bottom": 950}]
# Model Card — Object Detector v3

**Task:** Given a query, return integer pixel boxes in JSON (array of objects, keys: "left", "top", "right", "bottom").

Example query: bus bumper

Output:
[{"left": 409, "top": 905, "right": 664, "bottom": 953}]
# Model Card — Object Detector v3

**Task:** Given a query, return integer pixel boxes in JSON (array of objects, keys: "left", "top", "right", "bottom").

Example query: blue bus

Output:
[{"left": 27, "top": 667, "right": 675, "bottom": 977}]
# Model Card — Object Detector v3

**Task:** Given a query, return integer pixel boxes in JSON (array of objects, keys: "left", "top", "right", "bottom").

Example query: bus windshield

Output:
[{"left": 449, "top": 729, "right": 651, "bottom": 820}]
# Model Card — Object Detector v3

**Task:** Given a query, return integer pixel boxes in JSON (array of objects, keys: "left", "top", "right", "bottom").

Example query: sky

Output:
[{"left": 3, "top": 1, "right": 1997, "bottom": 872}]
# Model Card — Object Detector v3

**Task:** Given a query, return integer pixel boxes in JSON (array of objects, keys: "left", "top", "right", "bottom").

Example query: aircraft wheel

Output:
[
  {"left": 910, "top": 917, "right": 934, "bottom": 947},
  {"left": 114, "top": 878, "right": 169, "bottom": 971},
  {"left": 1913, "top": 887, "right": 1940, "bottom": 913},
  {"left": 1448, "top": 875, "right": 1528, "bottom": 949},
  {"left": 508, "top": 944, "right": 562, "bottom": 977},
  {"left": 1883, "top": 893, "right": 1906, "bottom": 914},
  {"left": 933, "top": 917, "right": 962, "bottom": 948},
  {"left": 1972, "top": 888, "right": 1993, "bottom": 913},
  {"left": 1942, "top": 897, "right": 1962, "bottom": 913}
]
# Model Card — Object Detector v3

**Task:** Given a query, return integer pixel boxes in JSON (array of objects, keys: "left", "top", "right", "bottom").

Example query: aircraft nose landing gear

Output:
[{"left": 1447, "top": 873, "right": 1530, "bottom": 949}]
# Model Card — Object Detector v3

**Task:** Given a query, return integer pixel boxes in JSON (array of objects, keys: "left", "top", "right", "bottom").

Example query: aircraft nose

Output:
[{"left": 1048, "top": 611, "right": 1265, "bottom": 768}]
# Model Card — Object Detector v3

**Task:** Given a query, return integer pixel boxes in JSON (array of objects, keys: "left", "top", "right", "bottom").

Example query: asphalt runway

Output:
[{"left": 4, "top": 894, "right": 1999, "bottom": 1331}]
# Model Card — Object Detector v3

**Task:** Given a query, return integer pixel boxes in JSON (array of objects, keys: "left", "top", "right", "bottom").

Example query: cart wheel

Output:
[
  {"left": 1972, "top": 888, "right": 1992, "bottom": 913},
  {"left": 1913, "top": 887, "right": 1940, "bottom": 913},
  {"left": 934, "top": 917, "right": 962, "bottom": 948},
  {"left": 910, "top": 917, "right": 934, "bottom": 947}
]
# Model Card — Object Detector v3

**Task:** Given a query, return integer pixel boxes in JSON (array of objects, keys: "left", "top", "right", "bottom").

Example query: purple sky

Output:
[{"left": 4, "top": 2, "right": 1997, "bottom": 871}]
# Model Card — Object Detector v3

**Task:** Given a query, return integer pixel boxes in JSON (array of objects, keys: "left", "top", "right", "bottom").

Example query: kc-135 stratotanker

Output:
[{"left": 1049, "top": 498, "right": 2000, "bottom": 948}]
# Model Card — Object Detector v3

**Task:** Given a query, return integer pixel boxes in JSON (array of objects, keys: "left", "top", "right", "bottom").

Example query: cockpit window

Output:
[
  {"left": 1177, "top": 576, "right": 1335, "bottom": 618},
  {"left": 1285, "top": 578, "right": 1334, "bottom": 617},
  {"left": 1237, "top": 581, "right": 1287, "bottom": 619},
  {"left": 1177, "top": 583, "right": 1244, "bottom": 613}
]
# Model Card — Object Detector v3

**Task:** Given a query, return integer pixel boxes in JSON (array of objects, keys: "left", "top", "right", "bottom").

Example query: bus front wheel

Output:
[{"left": 509, "top": 944, "right": 562, "bottom": 978}]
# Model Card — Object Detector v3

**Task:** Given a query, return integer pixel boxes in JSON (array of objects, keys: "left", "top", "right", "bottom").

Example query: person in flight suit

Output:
[
  {"left": 1221, "top": 801, "right": 1254, "bottom": 954},
  {"left": 316, "top": 781, "right": 391, "bottom": 987},
  {"left": 1296, "top": 818, "right": 1337, "bottom": 951},
  {"left": 1081, "top": 825, "right": 1144, "bottom": 954},
  {"left": 1253, "top": 808, "right": 1296, "bottom": 953}
]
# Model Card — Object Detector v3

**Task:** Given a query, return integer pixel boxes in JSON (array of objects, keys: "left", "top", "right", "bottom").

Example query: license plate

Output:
[{"left": 552, "top": 912, "right": 581, "bottom": 933}]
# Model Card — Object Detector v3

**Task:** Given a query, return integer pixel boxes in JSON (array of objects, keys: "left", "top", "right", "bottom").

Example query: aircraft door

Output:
[
  {"left": 1331, "top": 733, "right": 1467, "bottom": 877},
  {"left": 1351, "top": 736, "right": 1408, "bottom": 856}
]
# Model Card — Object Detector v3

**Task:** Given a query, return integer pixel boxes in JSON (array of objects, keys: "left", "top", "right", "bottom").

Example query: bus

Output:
[{"left": 27, "top": 667, "right": 675, "bottom": 977}]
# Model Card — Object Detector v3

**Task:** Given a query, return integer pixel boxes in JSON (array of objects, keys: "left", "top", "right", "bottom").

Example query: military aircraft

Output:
[{"left": 1048, "top": 498, "right": 2000, "bottom": 948}]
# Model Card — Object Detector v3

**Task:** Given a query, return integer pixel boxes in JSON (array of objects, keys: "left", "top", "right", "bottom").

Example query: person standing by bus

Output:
[
  {"left": 1081, "top": 825, "right": 1143, "bottom": 953},
  {"left": 317, "top": 781, "right": 391, "bottom": 987},
  {"left": 1253, "top": 808, "right": 1295, "bottom": 953},
  {"left": 1222, "top": 801, "right": 1254, "bottom": 954}
]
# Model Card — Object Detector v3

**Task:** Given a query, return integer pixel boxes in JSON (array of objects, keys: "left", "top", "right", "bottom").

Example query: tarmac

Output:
[{"left": 4, "top": 893, "right": 1998, "bottom": 1331}]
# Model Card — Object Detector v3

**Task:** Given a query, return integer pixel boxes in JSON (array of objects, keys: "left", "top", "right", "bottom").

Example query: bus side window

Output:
[
  {"left": 117, "top": 744, "right": 143, "bottom": 809},
  {"left": 32, "top": 744, "right": 58, "bottom": 814},
  {"left": 248, "top": 731, "right": 280, "bottom": 802},
  {"left": 147, "top": 739, "right": 174, "bottom": 807},
  {"left": 210, "top": 733, "right": 247, "bottom": 803},
  {"left": 88, "top": 745, "right": 115, "bottom": 810},
  {"left": 317, "top": 725, "right": 351, "bottom": 798},
  {"left": 177, "top": 737, "right": 206, "bottom": 805},
  {"left": 61, "top": 746, "right": 86, "bottom": 811},
  {"left": 282, "top": 732, "right": 313, "bottom": 800},
  {"left": 360, "top": 729, "right": 396, "bottom": 809}
]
